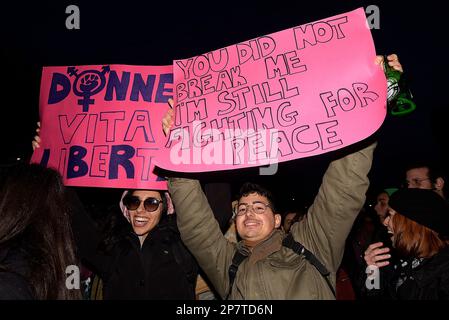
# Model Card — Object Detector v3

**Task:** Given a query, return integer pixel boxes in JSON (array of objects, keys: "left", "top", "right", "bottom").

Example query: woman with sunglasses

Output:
[
  {"left": 121, "top": 190, "right": 168, "bottom": 246},
  {"left": 70, "top": 187, "right": 198, "bottom": 300}
]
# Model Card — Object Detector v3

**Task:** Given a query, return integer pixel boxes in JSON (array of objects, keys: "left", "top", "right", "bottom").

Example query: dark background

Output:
[{"left": 1, "top": 0, "right": 448, "bottom": 211}]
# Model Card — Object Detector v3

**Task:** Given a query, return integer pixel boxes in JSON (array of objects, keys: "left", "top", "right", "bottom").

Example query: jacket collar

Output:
[
  {"left": 125, "top": 220, "right": 180, "bottom": 249},
  {"left": 239, "top": 229, "right": 284, "bottom": 265}
]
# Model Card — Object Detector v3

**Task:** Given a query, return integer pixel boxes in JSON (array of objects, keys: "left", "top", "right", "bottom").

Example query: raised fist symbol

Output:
[
  {"left": 80, "top": 73, "right": 100, "bottom": 92},
  {"left": 68, "top": 65, "right": 110, "bottom": 112}
]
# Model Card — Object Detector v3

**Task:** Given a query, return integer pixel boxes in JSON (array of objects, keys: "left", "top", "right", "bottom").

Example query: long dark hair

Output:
[{"left": 0, "top": 163, "right": 81, "bottom": 299}]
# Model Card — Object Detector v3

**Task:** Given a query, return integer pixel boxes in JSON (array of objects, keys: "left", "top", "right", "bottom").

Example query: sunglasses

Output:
[{"left": 123, "top": 196, "right": 163, "bottom": 212}]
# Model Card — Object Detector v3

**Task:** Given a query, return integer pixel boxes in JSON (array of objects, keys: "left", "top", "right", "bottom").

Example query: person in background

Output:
[
  {"left": 364, "top": 188, "right": 449, "bottom": 299},
  {"left": 0, "top": 163, "right": 81, "bottom": 300},
  {"left": 404, "top": 161, "right": 446, "bottom": 199},
  {"left": 371, "top": 187, "right": 398, "bottom": 245},
  {"left": 374, "top": 188, "right": 398, "bottom": 224},
  {"left": 347, "top": 188, "right": 397, "bottom": 299},
  {"left": 282, "top": 209, "right": 307, "bottom": 233}
]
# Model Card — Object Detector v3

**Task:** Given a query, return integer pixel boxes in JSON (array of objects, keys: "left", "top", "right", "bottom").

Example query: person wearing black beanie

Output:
[
  {"left": 388, "top": 188, "right": 449, "bottom": 237},
  {"left": 363, "top": 188, "right": 449, "bottom": 299}
]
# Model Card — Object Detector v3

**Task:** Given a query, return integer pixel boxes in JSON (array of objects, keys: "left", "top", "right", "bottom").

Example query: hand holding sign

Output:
[
  {"left": 32, "top": 122, "right": 41, "bottom": 151},
  {"left": 162, "top": 98, "right": 175, "bottom": 136},
  {"left": 380, "top": 54, "right": 403, "bottom": 72}
]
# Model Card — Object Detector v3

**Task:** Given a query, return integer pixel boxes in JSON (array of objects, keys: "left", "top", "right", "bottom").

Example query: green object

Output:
[
  {"left": 384, "top": 188, "right": 398, "bottom": 197},
  {"left": 384, "top": 55, "right": 417, "bottom": 116}
]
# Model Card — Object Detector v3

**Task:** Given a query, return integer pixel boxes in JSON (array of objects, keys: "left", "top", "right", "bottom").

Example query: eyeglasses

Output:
[
  {"left": 123, "top": 196, "right": 162, "bottom": 212},
  {"left": 236, "top": 202, "right": 271, "bottom": 216},
  {"left": 404, "top": 178, "right": 431, "bottom": 188}
]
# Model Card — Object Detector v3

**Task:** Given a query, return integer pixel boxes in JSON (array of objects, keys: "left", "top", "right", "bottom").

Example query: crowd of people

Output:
[{"left": 1, "top": 55, "right": 449, "bottom": 300}]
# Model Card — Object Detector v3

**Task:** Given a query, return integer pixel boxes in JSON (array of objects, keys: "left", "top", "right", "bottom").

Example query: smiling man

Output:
[
  {"left": 169, "top": 141, "right": 376, "bottom": 299},
  {"left": 235, "top": 183, "right": 281, "bottom": 247}
]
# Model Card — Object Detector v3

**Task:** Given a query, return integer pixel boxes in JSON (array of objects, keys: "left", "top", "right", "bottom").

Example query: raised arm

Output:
[
  {"left": 292, "top": 141, "right": 376, "bottom": 272},
  {"left": 168, "top": 178, "right": 235, "bottom": 298},
  {"left": 290, "top": 54, "right": 401, "bottom": 272}
]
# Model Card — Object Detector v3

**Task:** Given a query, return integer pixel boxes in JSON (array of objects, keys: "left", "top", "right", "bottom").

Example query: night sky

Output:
[{"left": 1, "top": 0, "right": 448, "bottom": 209}]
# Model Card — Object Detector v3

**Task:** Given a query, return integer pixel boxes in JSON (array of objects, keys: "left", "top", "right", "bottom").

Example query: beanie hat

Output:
[{"left": 388, "top": 188, "right": 449, "bottom": 236}]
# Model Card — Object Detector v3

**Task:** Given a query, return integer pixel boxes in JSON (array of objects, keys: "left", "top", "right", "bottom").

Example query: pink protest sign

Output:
[
  {"left": 154, "top": 8, "right": 387, "bottom": 172},
  {"left": 31, "top": 64, "right": 173, "bottom": 189}
]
